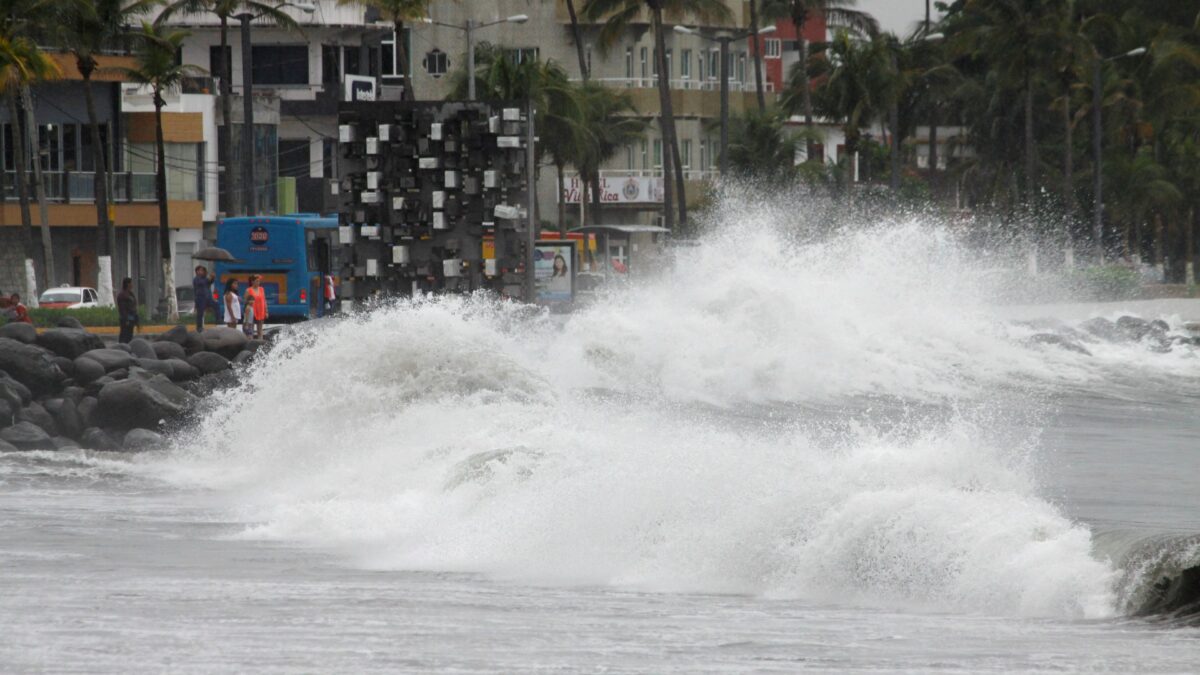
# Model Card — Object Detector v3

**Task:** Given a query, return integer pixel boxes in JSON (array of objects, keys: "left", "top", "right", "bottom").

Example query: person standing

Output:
[
  {"left": 223, "top": 278, "right": 242, "bottom": 329},
  {"left": 117, "top": 278, "right": 138, "bottom": 344},
  {"left": 6, "top": 293, "right": 31, "bottom": 324},
  {"left": 322, "top": 273, "right": 336, "bottom": 316},
  {"left": 244, "top": 274, "right": 268, "bottom": 339},
  {"left": 192, "top": 265, "right": 215, "bottom": 332}
]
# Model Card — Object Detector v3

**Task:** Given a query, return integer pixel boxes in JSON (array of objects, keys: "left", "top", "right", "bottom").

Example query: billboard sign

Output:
[
  {"left": 344, "top": 75, "right": 377, "bottom": 102},
  {"left": 533, "top": 241, "right": 575, "bottom": 304},
  {"left": 561, "top": 176, "right": 664, "bottom": 204}
]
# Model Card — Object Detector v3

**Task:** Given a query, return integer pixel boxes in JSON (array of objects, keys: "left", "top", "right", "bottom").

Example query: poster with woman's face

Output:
[{"left": 534, "top": 242, "right": 575, "bottom": 303}]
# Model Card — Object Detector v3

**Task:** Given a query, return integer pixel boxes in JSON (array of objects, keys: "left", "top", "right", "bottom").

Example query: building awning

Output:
[{"left": 568, "top": 225, "right": 672, "bottom": 235}]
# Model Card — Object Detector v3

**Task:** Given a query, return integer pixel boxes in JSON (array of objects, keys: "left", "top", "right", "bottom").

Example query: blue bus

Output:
[{"left": 213, "top": 214, "right": 339, "bottom": 320}]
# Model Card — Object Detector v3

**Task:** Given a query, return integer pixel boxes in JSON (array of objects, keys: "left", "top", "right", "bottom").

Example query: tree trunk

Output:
[
  {"left": 155, "top": 95, "right": 178, "bottom": 322},
  {"left": 220, "top": 14, "right": 240, "bottom": 216},
  {"left": 557, "top": 161, "right": 566, "bottom": 233},
  {"left": 22, "top": 86, "right": 54, "bottom": 288},
  {"left": 1062, "top": 88, "right": 1073, "bottom": 216},
  {"left": 650, "top": 8, "right": 676, "bottom": 231},
  {"left": 1188, "top": 207, "right": 1196, "bottom": 286},
  {"left": 928, "top": 107, "right": 939, "bottom": 174},
  {"left": 795, "top": 16, "right": 815, "bottom": 161},
  {"left": 565, "top": 0, "right": 589, "bottom": 80},
  {"left": 82, "top": 68, "right": 115, "bottom": 305},
  {"left": 750, "top": 0, "right": 766, "bottom": 113},
  {"left": 1024, "top": 77, "right": 1035, "bottom": 205},
  {"left": 589, "top": 169, "right": 602, "bottom": 225},
  {"left": 8, "top": 92, "right": 38, "bottom": 305},
  {"left": 652, "top": 14, "right": 687, "bottom": 229},
  {"left": 395, "top": 19, "right": 414, "bottom": 101}
]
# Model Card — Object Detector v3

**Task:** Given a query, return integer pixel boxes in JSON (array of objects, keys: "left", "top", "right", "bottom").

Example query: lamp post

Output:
[
  {"left": 675, "top": 24, "right": 775, "bottom": 176},
  {"left": 424, "top": 14, "right": 529, "bottom": 100},
  {"left": 236, "top": 1, "right": 315, "bottom": 216},
  {"left": 1091, "top": 46, "right": 1146, "bottom": 263}
]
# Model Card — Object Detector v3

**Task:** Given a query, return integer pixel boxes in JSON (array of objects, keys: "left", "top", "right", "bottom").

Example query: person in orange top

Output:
[
  {"left": 6, "top": 293, "right": 32, "bottom": 324},
  {"left": 243, "top": 275, "right": 268, "bottom": 339}
]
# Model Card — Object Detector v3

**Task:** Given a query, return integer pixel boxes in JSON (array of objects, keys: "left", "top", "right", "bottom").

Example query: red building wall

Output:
[{"left": 748, "top": 13, "right": 828, "bottom": 93}]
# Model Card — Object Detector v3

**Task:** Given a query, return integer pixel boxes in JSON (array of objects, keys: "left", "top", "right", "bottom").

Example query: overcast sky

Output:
[{"left": 854, "top": 0, "right": 943, "bottom": 37}]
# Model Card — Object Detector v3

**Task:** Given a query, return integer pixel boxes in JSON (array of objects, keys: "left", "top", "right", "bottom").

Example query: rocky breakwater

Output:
[{"left": 0, "top": 320, "right": 265, "bottom": 453}]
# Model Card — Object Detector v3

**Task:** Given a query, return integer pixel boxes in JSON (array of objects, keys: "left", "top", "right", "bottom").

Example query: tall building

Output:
[
  {"left": 409, "top": 1, "right": 772, "bottom": 228},
  {"left": 0, "top": 52, "right": 214, "bottom": 310}
]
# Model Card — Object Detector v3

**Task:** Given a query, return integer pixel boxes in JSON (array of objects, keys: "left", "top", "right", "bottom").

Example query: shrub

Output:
[{"left": 1067, "top": 266, "right": 1142, "bottom": 300}]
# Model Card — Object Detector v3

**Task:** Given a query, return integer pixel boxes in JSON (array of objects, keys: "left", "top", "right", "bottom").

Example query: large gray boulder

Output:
[
  {"left": 182, "top": 331, "right": 205, "bottom": 356},
  {"left": 47, "top": 398, "right": 83, "bottom": 440},
  {"left": 51, "top": 436, "right": 81, "bottom": 450},
  {"left": 0, "top": 338, "right": 67, "bottom": 397},
  {"left": 187, "top": 351, "right": 231, "bottom": 375},
  {"left": 0, "top": 438, "right": 18, "bottom": 452},
  {"left": 134, "top": 359, "right": 175, "bottom": 379},
  {"left": 0, "top": 373, "right": 32, "bottom": 407},
  {"left": 72, "top": 357, "right": 106, "bottom": 384},
  {"left": 34, "top": 326, "right": 105, "bottom": 357},
  {"left": 80, "top": 427, "right": 120, "bottom": 451},
  {"left": 199, "top": 326, "right": 249, "bottom": 359},
  {"left": 156, "top": 325, "right": 188, "bottom": 345},
  {"left": 109, "top": 343, "right": 132, "bottom": 353},
  {"left": 94, "top": 374, "right": 197, "bottom": 431},
  {"left": 164, "top": 359, "right": 199, "bottom": 382},
  {"left": 56, "top": 316, "right": 85, "bottom": 330},
  {"left": 16, "top": 402, "right": 58, "bottom": 436},
  {"left": 0, "top": 399, "right": 13, "bottom": 427},
  {"left": 80, "top": 348, "right": 135, "bottom": 372},
  {"left": 123, "top": 428, "right": 165, "bottom": 451},
  {"left": 76, "top": 396, "right": 98, "bottom": 429},
  {"left": 151, "top": 341, "right": 187, "bottom": 361},
  {"left": 52, "top": 356, "right": 75, "bottom": 378},
  {"left": 0, "top": 421, "right": 53, "bottom": 450},
  {"left": 128, "top": 338, "right": 157, "bottom": 360},
  {"left": 0, "top": 321, "right": 37, "bottom": 344}
]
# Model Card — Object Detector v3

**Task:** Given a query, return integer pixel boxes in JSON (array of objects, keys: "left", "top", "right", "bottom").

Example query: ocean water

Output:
[{"left": 2, "top": 209, "right": 1198, "bottom": 672}]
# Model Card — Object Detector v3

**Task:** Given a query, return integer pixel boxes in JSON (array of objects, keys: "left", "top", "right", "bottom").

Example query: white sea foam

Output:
[{"left": 161, "top": 204, "right": 1200, "bottom": 619}]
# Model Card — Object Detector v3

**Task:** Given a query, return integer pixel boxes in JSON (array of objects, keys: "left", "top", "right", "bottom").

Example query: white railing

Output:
[
  {"left": 586, "top": 77, "right": 774, "bottom": 93},
  {"left": 598, "top": 169, "right": 719, "bottom": 181}
]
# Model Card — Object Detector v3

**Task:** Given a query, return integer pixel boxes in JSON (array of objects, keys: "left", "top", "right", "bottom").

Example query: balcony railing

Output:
[
  {"left": 588, "top": 77, "right": 774, "bottom": 93},
  {"left": 2, "top": 171, "right": 188, "bottom": 203},
  {"left": 600, "top": 168, "right": 719, "bottom": 181}
]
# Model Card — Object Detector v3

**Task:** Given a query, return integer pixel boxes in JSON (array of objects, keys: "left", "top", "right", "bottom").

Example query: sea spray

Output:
[{"left": 163, "top": 205, "right": 1200, "bottom": 619}]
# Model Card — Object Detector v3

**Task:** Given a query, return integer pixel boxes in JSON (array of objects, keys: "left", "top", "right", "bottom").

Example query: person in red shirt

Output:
[{"left": 7, "top": 293, "right": 32, "bottom": 324}]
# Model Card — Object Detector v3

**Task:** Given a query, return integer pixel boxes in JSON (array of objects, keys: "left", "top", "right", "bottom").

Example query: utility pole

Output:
[
  {"left": 239, "top": 12, "right": 256, "bottom": 216},
  {"left": 524, "top": 98, "right": 537, "bottom": 303}
]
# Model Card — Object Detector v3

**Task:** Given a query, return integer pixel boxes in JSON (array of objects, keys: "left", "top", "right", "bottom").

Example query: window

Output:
[
  {"left": 640, "top": 46, "right": 648, "bottom": 79},
  {"left": 63, "top": 124, "right": 77, "bottom": 171},
  {"left": 697, "top": 52, "right": 706, "bottom": 80},
  {"left": 709, "top": 138, "right": 718, "bottom": 168},
  {"left": 665, "top": 49, "right": 672, "bottom": 78},
  {"left": 707, "top": 50, "right": 719, "bottom": 80},
  {"left": 737, "top": 53, "right": 746, "bottom": 83},
  {"left": 764, "top": 38, "right": 782, "bottom": 59},
  {"left": 423, "top": 49, "right": 448, "bottom": 77},
  {"left": 640, "top": 140, "right": 648, "bottom": 170},
  {"left": 507, "top": 47, "right": 539, "bottom": 64},
  {"left": 381, "top": 28, "right": 411, "bottom": 82},
  {"left": 682, "top": 140, "right": 691, "bottom": 169},
  {"left": 700, "top": 140, "right": 708, "bottom": 172},
  {"left": 681, "top": 49, "right": 692, "bottom": 79},
  {"left": 251, "top": 45, "right": 309, "bottom": 85},
  {"left": 626, "top": 144, "right": 634, "bottom": 171},
  {"left": 653, "top": 139, "right": 662, "bottom": 169},
  {"left": 38, "top": 124, "right": 61, "bottom": 171},
  {"left": 210, "top": 45, "right": 232, "bottom": 82},
  {"left": 279, "top": 139, "right": 312, "bottom": 178},
  {"left": 625, "top": 47, "right": 633, "bottom": 78}
]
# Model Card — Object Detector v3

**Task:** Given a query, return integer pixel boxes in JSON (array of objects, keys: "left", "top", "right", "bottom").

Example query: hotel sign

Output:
[{"left": 561, "top": 176, "right": 664, "bottom": 204}]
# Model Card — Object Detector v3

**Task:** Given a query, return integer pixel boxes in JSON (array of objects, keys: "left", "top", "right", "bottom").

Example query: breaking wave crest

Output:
[{"left": 161, "top": 202, "right": 1200, "bottom": 621}]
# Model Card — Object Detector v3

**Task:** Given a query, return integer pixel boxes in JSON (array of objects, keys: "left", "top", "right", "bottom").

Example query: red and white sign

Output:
[{"left": 561, "top": 176, "right": 664, "bottom": 205}]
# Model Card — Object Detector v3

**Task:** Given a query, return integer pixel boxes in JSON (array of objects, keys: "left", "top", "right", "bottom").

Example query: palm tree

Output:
[
  {"left": 725, "top": 108, "right": 798, "bottom": 182},
  {"left": 792, "top": 29, "right": 890, "bottom": 195},
  {"left": 158, "top": 0, "right": 298, "bottom": 217},
  {"left": 1105, "top": 147, "right": 1180, "bottom": 263},
  {"left": 749, "top": 0, "right": 765, "bottom": 112},
  {"left": 338, "top": 0, "right": 430, "bottom": 101},
  {"left": 57, "top": 0, "right": 160, "bottom": 305},
  {"left": 762, "top": 0, "right": 877, "bottom": 153},
  {"left": 122, "top": 21, "right": 205, "bottom": 322},
  {"left": 0, "top": 6, "right": 60, "bottom": 301},
  {"left": 564, "top": 0, "right": 590, "bottom": 80},
  {"left": 575, "top": 81, "right": 646, "bottom": 226},
  {"left": 583, "top": 0, "right": 731, "bottom": 232}
]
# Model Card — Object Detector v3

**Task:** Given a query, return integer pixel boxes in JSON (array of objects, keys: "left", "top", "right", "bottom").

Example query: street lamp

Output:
[
  {"left": 1092, "top": 45, "right": 1147, "bottom": 263},
  {"left": 236, "top": 1, "right": 315, "bottom": 216},
  {"left": 675, "top": 24, "right": 776, "bottom": 176},
  {"left": 424, "top": 14, "right": 529, "bottom": 100}
]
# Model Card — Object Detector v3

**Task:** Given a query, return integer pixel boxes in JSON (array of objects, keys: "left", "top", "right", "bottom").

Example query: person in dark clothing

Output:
[
  {"left": 117, "top": 278, "right": 138, "bottom": 344},
  {"left": 193, "top": 265, "right": 215, "bottom": 332}
]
